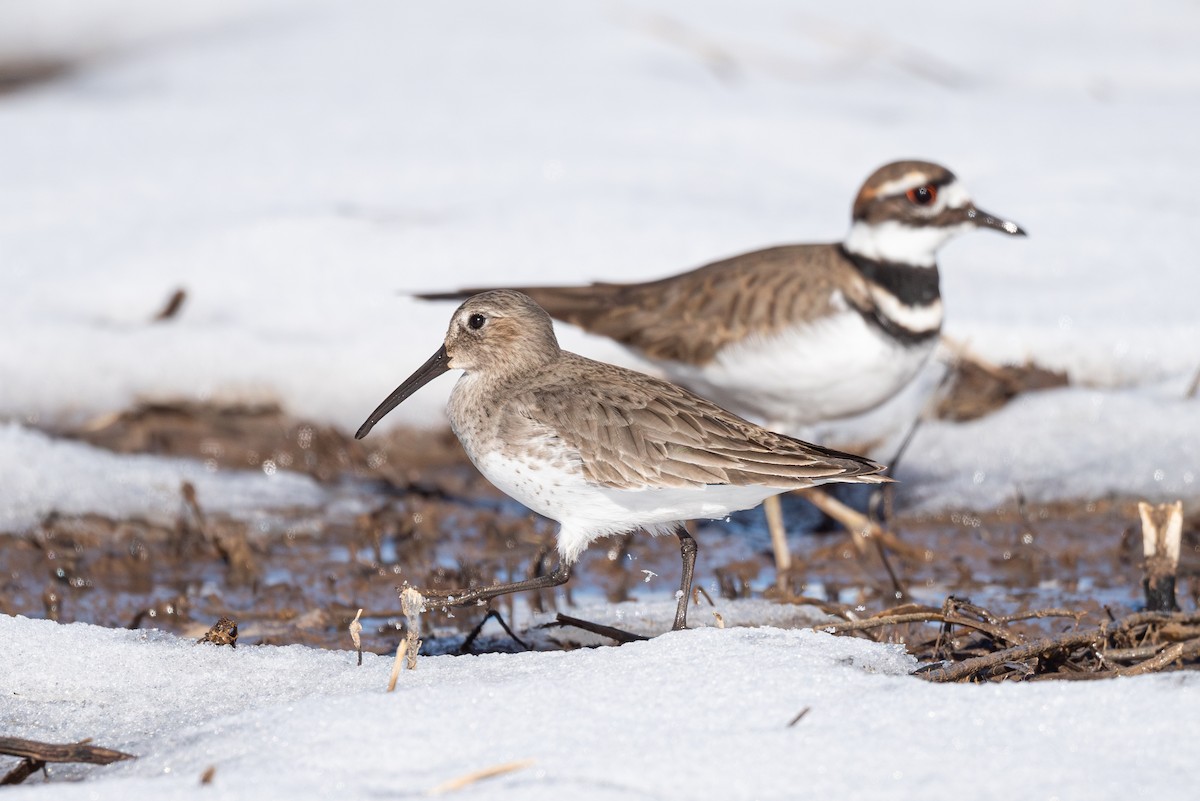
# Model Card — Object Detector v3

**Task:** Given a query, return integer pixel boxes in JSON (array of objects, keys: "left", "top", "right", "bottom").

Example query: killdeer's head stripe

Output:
[{"left": 852, "top": 160, "right": 956, "bottom": 219}]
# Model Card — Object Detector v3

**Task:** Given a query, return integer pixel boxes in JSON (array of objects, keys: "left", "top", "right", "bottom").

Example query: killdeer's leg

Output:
[
  {"left": 672, "top": 527, "right": 698, "bottom": 631},
  {"left": 763, "top": 494, "right": 792, "bottom": 590},
  {"left": 424, "top": 563, "right": 572, "bottom": 608}
]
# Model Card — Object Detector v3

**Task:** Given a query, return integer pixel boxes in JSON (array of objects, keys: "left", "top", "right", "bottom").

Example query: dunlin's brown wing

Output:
[
  {"left": 497, "top": 353, "right": 888, "bottom": 491},
  {"left": 418, "top": 244, "right": 869, "bottom": 366}
]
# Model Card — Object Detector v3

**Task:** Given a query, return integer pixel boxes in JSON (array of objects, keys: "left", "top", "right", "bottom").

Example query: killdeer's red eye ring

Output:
[{"left": 906, "top": 185, "right": 937, "bottom": 206}]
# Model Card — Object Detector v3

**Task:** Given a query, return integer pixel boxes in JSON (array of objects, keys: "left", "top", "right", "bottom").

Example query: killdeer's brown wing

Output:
[
  {"left": 498, "top": 353, "right": 888, "bottom": 491},
  {"left": 418, "top": 244, "right": 869, "bottom": 366}
]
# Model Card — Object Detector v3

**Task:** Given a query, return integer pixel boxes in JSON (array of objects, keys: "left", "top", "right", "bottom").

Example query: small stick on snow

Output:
[
  {"left": 787, "top": 707, "right": 811, "bottom": 727},
  {"left": 386, "top": 640, "right": 409, "bottom": 693},
  {"left": 550, "top": 613, "right": 649, "bottom": 644},
  {"left": 152, "top": 287, "right": 187, "bottom": 322},
  {"left": 427, "top": 759, "right": 536, "bottom": 795},
  {"left": 692, "top": 585, "right": 715, "bottom": 607},
  {"left": 0, "top": 736, "right": 135, "bottom": 766},
  {"left": 349, "top": 608, "right": 364, "bottom": 666}
]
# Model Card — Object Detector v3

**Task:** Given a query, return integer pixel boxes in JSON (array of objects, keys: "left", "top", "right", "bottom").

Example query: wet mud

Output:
[{"left": 4, "top": 397, "right": 1196, "bottom": 657}]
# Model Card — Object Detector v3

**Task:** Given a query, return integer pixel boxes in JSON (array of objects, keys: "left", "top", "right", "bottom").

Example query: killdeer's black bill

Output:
[{"left": 963, "top": 206, "right": 1026, "bottom": 236}]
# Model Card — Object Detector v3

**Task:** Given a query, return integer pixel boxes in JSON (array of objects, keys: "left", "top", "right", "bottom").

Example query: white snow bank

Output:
[
  {"left": 0, "top": 423, "right": 327, "bottom": 532},
  {"left": 3, "top": 613, "right": 1197, "bottom": 800},
  {"left": 898, "top": 382, "right": 1200, "bottom": 514}
]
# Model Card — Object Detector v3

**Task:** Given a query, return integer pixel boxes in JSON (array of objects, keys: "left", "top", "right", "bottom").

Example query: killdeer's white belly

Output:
[
  {"left": 657, "top": 307, "right": 939, "bottom": 429},
  {"left": 472, "top": 448, "right": 784, "bottom": 563}
]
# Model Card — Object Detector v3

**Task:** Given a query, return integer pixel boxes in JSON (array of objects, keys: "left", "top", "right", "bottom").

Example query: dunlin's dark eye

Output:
[
  {"left": 906, "top": 185, "right": 937, "bottom": 206},
  {"left": 467, "top": 313, "right": 486, "bottom": 330}
]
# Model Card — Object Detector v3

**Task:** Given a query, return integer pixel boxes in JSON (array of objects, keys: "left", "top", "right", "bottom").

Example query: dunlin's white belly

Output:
[
  {"left": 656, "top": 310, "right": 937, "bottom": 428},
  {"left": 473, "top": 448, "right": 792, "bottom": 563}
]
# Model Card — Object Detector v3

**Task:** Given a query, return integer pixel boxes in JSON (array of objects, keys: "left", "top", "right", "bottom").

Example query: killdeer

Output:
[
  {"left": 418, "top": 160, "right": 1026, "bottom": 431},
  {"left": 356, "top": 291, "right": 887, "bottom": 630},
  {"left": 416, "top": 161, "right": 1025, "bottom": 581}
]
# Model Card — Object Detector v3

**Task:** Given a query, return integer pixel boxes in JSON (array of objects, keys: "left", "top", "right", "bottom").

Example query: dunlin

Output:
[
  {"left": 417, "top": 161, "right": 1025, "bottom": 568},
  {"left": 356, "top": 290, "right": 888, "bottom": 630}
]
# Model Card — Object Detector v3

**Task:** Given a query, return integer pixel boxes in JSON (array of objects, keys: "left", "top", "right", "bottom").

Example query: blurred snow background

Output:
[{"left": 2, "top": 0, "right": 1198, "bottom": 516}]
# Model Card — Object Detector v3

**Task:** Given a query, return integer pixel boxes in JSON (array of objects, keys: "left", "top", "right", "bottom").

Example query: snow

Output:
[
  {"left": 2, "top": 0, "right": 1197, "bottom": 518},
  {"left": 2, "top": 6, "right": 1200, "bottom": 795},
  {"left": 4, "top": 613, "right": 1199, "bottom": 801},
  {"left": 0, "top": 423, "right": 329, "bottom": 532}
]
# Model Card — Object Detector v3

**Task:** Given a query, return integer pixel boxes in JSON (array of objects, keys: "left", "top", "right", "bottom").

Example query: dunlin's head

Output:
[
  {"left": 356, "top": 290, "right": 560, "bottom": 439},
  {"left": 845, "top": 160, "right": 1026, "bottom": 266}
]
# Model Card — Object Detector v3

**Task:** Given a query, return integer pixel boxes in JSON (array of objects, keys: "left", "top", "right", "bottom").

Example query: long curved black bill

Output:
[
  {"left": 355, "top": 345, "right": 450, "bottom": 440},
  {"left": 967, "top": 206, "right": 1027, "bottom": 236}
]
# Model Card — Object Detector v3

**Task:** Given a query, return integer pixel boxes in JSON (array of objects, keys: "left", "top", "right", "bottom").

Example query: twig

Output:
[
  {"left": 152, "top": 288, "right": 187, "bottom": 322},
  {"left": 386, "top": 640, "right": 409, "bottom": 692},
  {"left": 815, "top": 610, "right": 1019, "bottom": 647},
  {"left": 816, "top": 612, "right": 941, "bottom": 633},
  {"left": 427, "top": 759, "right": 535, "bottom": 795},
  {"left": 0, "top": 736, "right": 135, "bottom": 765},
  {"left": 0, "top": 758, "right": 43, "bottom": 786},
  {"left": 692, "top": 585, "right": 715, "bottom": 607},
  {"left": 996, "top": 608, "right": 1087, "bottom": 625},
  {"left": 1116, "top": 638, "right": 1200, "bottom": 677},
  {"left": 549, "top": 613, "right": 649, "bottom": 644},
  {"left": 919, "top": 630, "right": 1102, "bottom": 683},
  {"left": 787, "top": 707, "right": 811, "bottom": 727}
]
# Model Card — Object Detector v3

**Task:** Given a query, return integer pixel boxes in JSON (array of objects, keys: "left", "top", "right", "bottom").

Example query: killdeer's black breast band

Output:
[
  {"left": 838, "top": 246, "right": 942, "bottom": 345},
  {"left": 838, "top": 246, "right": 942, "bottom": 306}
]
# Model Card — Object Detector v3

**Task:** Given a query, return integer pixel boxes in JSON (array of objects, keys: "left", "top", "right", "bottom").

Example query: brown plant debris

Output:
[
  {"left": 787, "top": 707, "right": 812, "bottom": 727},
  {"left": 152, "top": 288, "right": 187, "bottom": 322},
  {"left": 401, "top": 586, "right": 424, "bottom": 670},
  {"left": 386, "top": 640, "right": 408, "bottom": 693},
  {"left": 198, "top": 617, "right": 239, "bottom": 647},
  {"left": 1139, "top": 500, "right": 1183, "bottom": 612},
  {"left": 810, "top": 596, "right": 1200, "bottom": 682},
  {"left": 0, "top": 736, "right": 135, "bottom": 786},
  {"left": 548, "top": 613, "right": 649, "bottom": 644},
  {"left": 427, "top": 759, "right": 536, "bottom": 796},
  {"left": 349, "top": 608, "right": 364, "bottom": 666},
  {"left": 935, "top": 349, "right": 1067, "bottom": 422}
]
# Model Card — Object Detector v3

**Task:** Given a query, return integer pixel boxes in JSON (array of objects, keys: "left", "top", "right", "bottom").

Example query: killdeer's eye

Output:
[
  {"left": 906, "top": 185, "right": 938, "bottom": 206},
  {"left": 467, "top": 313, "right": 486, "bottom": 330}
]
